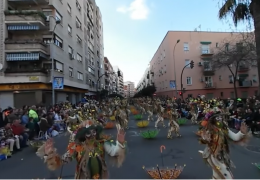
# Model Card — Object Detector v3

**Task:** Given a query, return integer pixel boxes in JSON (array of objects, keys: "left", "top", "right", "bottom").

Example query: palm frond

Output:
[
  {"left": 219, "top": 0, "right": 237, "bottom": 19},
  {"left": 233, "top": 3, "right": 251, "bottom": 26}
]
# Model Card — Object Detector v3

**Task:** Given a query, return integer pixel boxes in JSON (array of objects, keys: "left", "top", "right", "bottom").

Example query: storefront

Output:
[{"left": 0, "top": 83, "right": 88, "bottom": 109}]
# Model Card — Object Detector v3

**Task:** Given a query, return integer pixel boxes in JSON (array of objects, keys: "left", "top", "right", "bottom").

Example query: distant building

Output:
[{"left": 124, "top": 81, "right": 135, "bottom": 97}]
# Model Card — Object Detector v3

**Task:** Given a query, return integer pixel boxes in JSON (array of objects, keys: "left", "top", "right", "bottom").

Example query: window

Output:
[
  {"left": 186, "top": 77, "right": 192, "bottom": 85},
  {"left": 219, "top": 75, "right": 222, "bottom": 80},
  {"left": 77, "top": 53, "right": 82, "bottom": 63},
  {"left": 216, "top": 43, "right": 219, "bottom": 47},
  {"left": 225, "top": 43, "right": 229, "bottom": 51},
  {"left": 67, "top": 4, "right": 71, "bottom": 14},
  {"left": 203, "top": 61, "right": 212, "bottom": 70},
  {"left": 42, "top": 10, "right": 52, "bottom": 21},
  {"left": 230, "top": 92, "right": 234, "bottom": 98},
  {"left": 220, "top": 92, "right": 223, "bottom": 97},
  {"left": 43, "top": 38, "right": 52, "bottom": 44},
  {"left": 201, "top": 45, "right": 210, "bottom": 54},
  {"left": 55, "top": 10, "right": 62, "bottom": 23},
  {"left": 54, "top": 34, "right": 63, "bottom": 48},
  {"left": 68, "top": 46, "right": 73, "bottom": 54},
  {"left": 205, "top": 76, "right": 213, "bottom": 87},
  {"left": 55, "top": 61, "right": 63, "bottom": 73},
  {"left": 76, "top": 35, "right": 82, "bottom": 44},
  {"left": 185, "top": 59, "right": 190, "bottom": 68},
  {"left": 229, "top": 75, "right": 233, "bottom": 83},
  {"left": 76, "top": 17, "right": 82, "bottom": 29},
  {"left": 88, "top": 79, "right": 91, "bottom": 85},
  {"left": 76, "top": 0, "right": 81, "bottom": 11},
  {"left": 183, "top": 43, "right": 189, "bottom": 51},
  {"left": 88, "top": 67, "right": 95, "bottom": 75},
  {"left": 77, "top": 72, "right": 83, "bottom": 80},
  {"left": 69, "top": 67, "right": 73, "bottom": 77},
  {"left": 253, "top": 75, "right": 257, "bottom": 82},
  {"left": 68, "top": 25, "right": 72, "bottom": 34}
]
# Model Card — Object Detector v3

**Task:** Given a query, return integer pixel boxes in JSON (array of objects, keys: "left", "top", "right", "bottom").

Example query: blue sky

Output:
[{"left": 96, "top": 0, "right": 248, "bottom": 86}]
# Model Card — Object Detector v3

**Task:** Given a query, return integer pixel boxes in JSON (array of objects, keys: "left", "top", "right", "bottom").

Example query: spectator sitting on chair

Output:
[
  {"left": 0, "top": 123, "right": 21, "bottom": 155},
  {"left": 20, "top": 110, "right": 29, "bottom": 127},
  {"left": 39, "top": 114, "right": 52, "bottom": 136},
  {"left": 10, "top": 115, "right": 28, "bottom": 148}
]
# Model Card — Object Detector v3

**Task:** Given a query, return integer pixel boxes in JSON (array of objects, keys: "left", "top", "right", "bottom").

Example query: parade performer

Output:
[
  {"left": 198, "top": 113, "right": 249, "bottom": 179},
  {"left": 190, "top": 102, "right": 198, "bottom": 124},
  {"left": 36, "top": 120, "right": 127, "bottom": 179},
  {"left": 155, "top": 103, "right": 166, "bottom": 128},
  {"left": 167, "top": 108, "right": 181, "bottom": 139}
]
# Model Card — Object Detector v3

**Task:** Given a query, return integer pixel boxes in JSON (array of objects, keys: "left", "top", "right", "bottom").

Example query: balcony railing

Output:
[
  {"left": 203, "top": 68, "right": 215, "bottom": 76},
  {"left": 5, "top": 10, "right": 47, "bottom": 27},
  {"left": 5, "top": 67, "right": 48, "bottom": 74},
  {"left": 238, "top": 66, "right": 249, "bottom": 72},
  {"left": 201, "top": 49, "right": 213, "bottom": 56},
  {"left": 5, "top": 40, "right": 50, "bottom": 55},
  {"left": 239, "top": 80, "right": 252, "bottom": 87},
  {"left": 204, "top": 82, "right": 216, "bottom": 88},
  {"left": 8, "top": 0, "right": 49, "bottom": 5}
]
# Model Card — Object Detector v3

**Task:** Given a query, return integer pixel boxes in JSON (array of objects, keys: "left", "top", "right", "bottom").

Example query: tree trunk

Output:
[{"left": 252, "top": 0, "right": 260, "bottom": 96}]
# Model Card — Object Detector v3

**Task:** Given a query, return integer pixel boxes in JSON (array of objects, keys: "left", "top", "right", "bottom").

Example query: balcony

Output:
[
  {"left": 5, "top": 67, "right": 48, "bottom": 74},
  {"left": 5, "top": 40, "right": 50, "bottom": 55},
  {"left": 204, "top": 82, "right": 216, "bottom": 89},
  {"left": 238, "top": 66, "right": 249, "bottom": 72},
  {"left": 5, "top": 10, "right": 47, "bottom": 29},
  {"left": 203, "top": 68, "right": 215, "bottom": 76},
  {"left": 239, "top": 80, "right": 252, "bottom": 87},
  {"left": 8, "top": 0, "right": 49, "bottom": 6},
  {"left": 201, "top": 49, "right": 213, "bottom": 56}
]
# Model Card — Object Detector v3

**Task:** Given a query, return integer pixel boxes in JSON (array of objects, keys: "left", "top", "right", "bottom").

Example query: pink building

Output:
[{"left": 149, "top": 31, "right": 258, "bottom": 99}]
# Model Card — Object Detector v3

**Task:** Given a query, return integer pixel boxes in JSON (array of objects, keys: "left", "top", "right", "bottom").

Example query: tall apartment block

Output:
[
  {"left": 124, "top": 81, "right": 135, "bottom": 98},
  {"left": 104, "top": 57, "right": 116, "bottom": 94},
  {"left": 137, "top": 31, "right": 259, "bottom": 99},
  {"left": 0, "top": 0, "right": 104, "bottom": 108},
  {"left": 113, "top": 66, "right": 124, "bottom": 96}
]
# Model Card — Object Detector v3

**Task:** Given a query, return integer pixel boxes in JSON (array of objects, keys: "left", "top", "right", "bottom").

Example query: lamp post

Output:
[
  {"left": 49, "top": 16, "right": 61, "bottom": 106},
  {"left": 173, "top": 39, "right": 180, "bottom": 97}
]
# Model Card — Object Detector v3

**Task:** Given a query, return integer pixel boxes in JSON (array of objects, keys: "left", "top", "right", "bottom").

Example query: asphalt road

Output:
[{"left": 1, "top": 115, "right": 260, "bottom": 179}]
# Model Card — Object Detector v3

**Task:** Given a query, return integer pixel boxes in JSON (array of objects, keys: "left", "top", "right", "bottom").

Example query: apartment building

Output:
[
  {"left": 113, "top": 66, "right": 124, "bottom": 96},
  {"left": 104, "top": 57, "right": 116, "bottom": 94},
  {"left": 137, "top": 66, "right": 152, "bottom": 91},
  {"left": 0, "top": 0, "right": 104, "bottom": 108},
  {"left": 137, "top": 31, "right": 258, "bottom": 99},
  {"left": 124, "top": 81, "right": 135, "bottom": 98}
]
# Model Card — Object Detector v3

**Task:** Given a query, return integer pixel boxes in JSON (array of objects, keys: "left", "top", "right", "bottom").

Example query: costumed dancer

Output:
[
  {"left": 167, "top": 108, "right": 181, "bottom": 139},
  {"left": 36, "top": 120, "right": 127, "bottom": 179},
  {"left": 155, "top": 103, "right": 166, "bottom": 128},
  {"left": 198, "top": 113, "right": 249, "bottom": 179},
  {"left": 190, "top": 101, "right": 198, "bottom": 124},
  {"left": 114, "top": 106, "right": 128, "bottom": 131}
]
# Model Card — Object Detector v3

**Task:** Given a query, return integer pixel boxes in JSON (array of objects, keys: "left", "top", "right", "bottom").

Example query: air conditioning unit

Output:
[
  {"left": 46, "top": 16, "right": 50, "bottom": 21},
  {"left": 70, "top": 54, "right": 75, "bottom": 60},
  {"left": 198, "top": 62, "right": 203, "bottom": 66},
  {"left": 200, "top": 78, "right": 204, "bottom": 82}
]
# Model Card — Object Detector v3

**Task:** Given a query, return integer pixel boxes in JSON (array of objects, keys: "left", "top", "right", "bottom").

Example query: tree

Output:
[
  {"left": 218, "top": 0, "right": 260, "bottom": 94},
  {"left": 133, "top": 84, "right": 156, "bottom": 98},
  {"left": 211, "top": 32, "right": 256, "bottom": 100}
]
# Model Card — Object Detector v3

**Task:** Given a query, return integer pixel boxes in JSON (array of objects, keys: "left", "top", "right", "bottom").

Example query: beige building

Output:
[
  {"left": 124, "top": 81, "right": 135, "bottom": 97},
  {"left": 0, "top": 0, "right": 104, "bottom": 108},
  {"left": 137, "top": 31, "right": 258, "bottom": 99}
]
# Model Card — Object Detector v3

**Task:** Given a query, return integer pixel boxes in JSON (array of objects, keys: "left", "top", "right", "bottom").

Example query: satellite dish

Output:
[{"left": 0, "top": 63, "right": 3, "bottom": 70}]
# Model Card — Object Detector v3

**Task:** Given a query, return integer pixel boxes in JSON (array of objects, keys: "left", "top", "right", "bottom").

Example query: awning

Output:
[
  {"left": 6, "top": 52, "right": 47, "bottom": 61},
  {"left": 200, "top": 42, "right": 212, "bottom": 45},
  {"left": 7, "top": 25, "right": 40, "bottom": 30}
]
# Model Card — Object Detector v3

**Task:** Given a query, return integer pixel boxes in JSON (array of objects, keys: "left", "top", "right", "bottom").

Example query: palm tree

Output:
[{"left": 218, "top": 0, "right": 260, "bottom": 95}]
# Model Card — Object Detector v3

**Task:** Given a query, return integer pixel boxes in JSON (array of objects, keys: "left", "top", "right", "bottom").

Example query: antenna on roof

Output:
[
  {"left": 194, "top": 28, "right": 197, "bottom": 31},
  {"left": 198, "top": 25, "right": 201, "bottom": 31}
]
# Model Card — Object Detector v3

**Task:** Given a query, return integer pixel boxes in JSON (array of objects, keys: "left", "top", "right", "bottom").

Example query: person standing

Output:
[{"left": 29, "top": 105, "right": 39, "bottom": 135}]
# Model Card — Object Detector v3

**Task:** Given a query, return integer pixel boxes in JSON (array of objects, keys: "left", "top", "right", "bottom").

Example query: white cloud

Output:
[{"left": 116, "top": 0, "right": 149, "bottom": 20}]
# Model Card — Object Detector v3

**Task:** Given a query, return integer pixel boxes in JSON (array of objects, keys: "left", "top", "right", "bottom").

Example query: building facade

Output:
[
  {"left": 137, "top": 31, "right": 258, "bottom": 99},
  {"left": 104, "top": 57, "right": 116, "bottom": 94},
  {"left": 113, "top": 66, "right": 124, "bottom": 96},
  {"left": 0, "top": 0, "right": 104, "bottom": 108},
  {"left": 137, "top": 66, "right": 152, "bottom": 91},
  {"left": 124, "top": 81, "right": 135, "bottom": 98}
]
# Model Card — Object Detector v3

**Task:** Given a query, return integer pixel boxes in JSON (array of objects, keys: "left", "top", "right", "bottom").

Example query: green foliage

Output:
[
  {"left": 133, "top": 84, "right": 156, "bottom": 98},
  {"left": 108, "top": 93, "right": 124, "bottom": 99},
  {"left": 177, "top": 118, "right": 187, "bottom": 125}
]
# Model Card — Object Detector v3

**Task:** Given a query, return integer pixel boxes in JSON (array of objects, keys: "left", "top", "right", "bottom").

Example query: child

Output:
[{"left": 27, "top": 117, "right": 35, "bottom": 140}]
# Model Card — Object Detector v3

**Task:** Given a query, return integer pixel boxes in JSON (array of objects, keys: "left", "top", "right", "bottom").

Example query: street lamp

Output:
[
  {"left": 49, "top": 16, "right": 61, "bottom": 106},
  {"left": 173, "top": 39, "right": 180, "bottom": 97}
]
